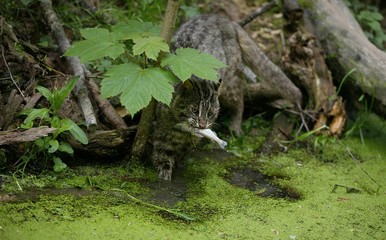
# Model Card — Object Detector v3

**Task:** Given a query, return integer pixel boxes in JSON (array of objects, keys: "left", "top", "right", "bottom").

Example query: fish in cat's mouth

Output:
[{"left": 193, "top": 128, "right": 227, "bottom": 149}]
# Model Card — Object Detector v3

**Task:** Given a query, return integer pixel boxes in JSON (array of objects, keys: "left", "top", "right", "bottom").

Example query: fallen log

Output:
[
  {"left": 69, "top": 128, "right": 135, "bottom": 158},
  {"left": 303, "top": 0, "right": 386, "bottom": 119}
]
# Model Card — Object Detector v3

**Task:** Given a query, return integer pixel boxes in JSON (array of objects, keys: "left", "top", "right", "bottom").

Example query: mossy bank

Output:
[{"left": 1, "top": 115, "right": 385, "bottom": 240}]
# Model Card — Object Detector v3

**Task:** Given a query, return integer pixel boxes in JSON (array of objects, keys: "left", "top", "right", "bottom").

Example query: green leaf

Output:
[
  {"left": 111, "top": 21, "right": 160, "bottom": 40},
  {"left": 22, "top": 108, "right": 51, "bottom": 126},
  {"left": 132, "top": 36, "right": 169, "bottom": 60},
  {"left": 65, "top": 40, "right": 125, "bottom": 63},
  {"left": 100, "top": 63, "right": 176, "bottom": 115},
  {"left": 21, "top": 0, "right": 34, "bottom": 6},
  {"left": 66, "top": 120, "right": 88, "bottom": 144},
  {"left": 367, "top": 21, "right": 382, "bottom": 32},
  {"left": 58, "top": 141, "right": 74, "bottom": 155},
  {"left": 35, "top": 137, "right": 50, "bottom": 150},
  {"left": 80, "top": 28, "right": 110, "bottom": 40},
  {"left": 64, "top": 28, "right": 125, "bottom": 63},
  {"left": 54, "top": 118, "right": 75, "bottom": 136},
  {"left": 180, "top": 5, "right": 200, "bottom": 18},
  {"left": 161, "top": 48, "right": 227, "bottom": 81},
  {"left": 283, "top": 125, "right": 329, "bottom": 143},
  {"left": 359, "top": 10, "right": 383, "bottom": 22},
  {"left": 21, "top": 121, "right": 34, "bottom": 129},
  {"left": 53, "top": 76, "right": 80, "bottom": 113},
  {"left": 53, "top": 157, "right": 67, "bottom": 172},
  {"left": 36, "top": 86, "right": 53, "bottom": 103},
  {"left": 51, "top": 115, "right": 61, "bottom": 129},
  {"left": 48, "top": 139, "right": 59, "bottom": 153}
]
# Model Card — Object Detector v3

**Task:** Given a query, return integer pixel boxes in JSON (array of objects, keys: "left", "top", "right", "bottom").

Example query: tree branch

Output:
[
  {"left": 41, "top": 0, "right": 97, "bottom": 130},
  {"left": 131, "top": 0, "right": 180, "bottom": 160},
  {"left": 238, "top": 0, "right": 278, "bottom": 27}
]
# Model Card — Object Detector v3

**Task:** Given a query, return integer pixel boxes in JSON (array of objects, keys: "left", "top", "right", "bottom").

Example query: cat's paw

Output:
[
  {"left": 229, "top": 125, "right": 243, "bottom": 137},
  {"left": 157, "top": 166, "right": 173, "bottom": 181}
]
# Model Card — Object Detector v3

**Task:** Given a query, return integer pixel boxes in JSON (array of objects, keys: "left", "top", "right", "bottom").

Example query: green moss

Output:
[
  {"left": 299, "top": 1, "right": 312, "bottom": 9},
  {"left": 1, "top": 116, "right": 386, "bottom": 239}
]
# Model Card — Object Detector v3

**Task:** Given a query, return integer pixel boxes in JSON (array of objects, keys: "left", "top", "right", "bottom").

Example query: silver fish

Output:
[{"left": 194, "top": 128, "right": 227, "bottom": 149}]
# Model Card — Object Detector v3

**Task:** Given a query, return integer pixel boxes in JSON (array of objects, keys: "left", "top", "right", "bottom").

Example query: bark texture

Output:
[
  {"left": 304, "top": 0, "right": 386, "bottom": 119},
  {"left": 0, "top": 127, "right": 56, "bottom": 145}
]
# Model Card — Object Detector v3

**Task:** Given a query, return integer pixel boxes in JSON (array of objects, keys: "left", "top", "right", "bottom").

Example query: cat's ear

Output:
[
  {"left": 179, "top": 79, "right": 194, "bottom": 94},
  {"left": 214, "top": 78, "right": 222, "bottom": 91}
]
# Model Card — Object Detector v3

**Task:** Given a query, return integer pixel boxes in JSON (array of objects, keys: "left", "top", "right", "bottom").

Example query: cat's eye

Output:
[{"left": 191, "top": 105, "right": 198, "bottom": 113}]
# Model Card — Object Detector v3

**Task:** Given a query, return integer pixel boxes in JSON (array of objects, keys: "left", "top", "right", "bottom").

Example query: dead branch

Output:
[
  {"left": 0, "top": 45, "right": 24, "bottom": 97},
  {"left": 41, "top": 0, "right": 97, "bottom": 130},
  {"left": 238, "top": 0, "right": 278, "bottom": 27},
  {"left": 282, "top": 31, "right": 347, "bottom": 136},
  {"left": 86, "top": 75, "right": 128, "bottom": 129},
  {"left": 69, "top": 129, "right": 134, "bottom": 158},
  {"left": 233, "top": 22, "right": 303, "bottom": 109},
  {"left": 0, "top": 127, "right": 56, "bottom": 145}
]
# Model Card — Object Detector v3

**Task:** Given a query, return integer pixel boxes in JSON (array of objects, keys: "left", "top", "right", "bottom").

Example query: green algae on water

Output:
[{"left": 1, "top": 117, "right": 386, "bottom": 239}]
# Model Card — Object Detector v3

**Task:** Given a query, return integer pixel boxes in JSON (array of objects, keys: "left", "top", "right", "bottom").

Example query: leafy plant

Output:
[
  {"left": 357, "top": 10, "right": 386, "bottom": 49},
  {"left": 345, "top": 0, "right": 386, "bottom": 49},
  {"left": 64, "top": 20, "right": 226, "bottom": 115},
  {"left": 19, "top": 76, "right": 88, "bottom": 172},
  {"left": 336, "top": 68, "right": 375, "bottom": 144}
]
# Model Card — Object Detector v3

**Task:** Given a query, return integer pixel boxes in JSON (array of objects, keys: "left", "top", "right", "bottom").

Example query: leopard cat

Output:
[
  {"left": 152, "top": 14, "right": 247, "bottom": 180},
  {"left": 152, "top": 76, "right": 220, "bottom": 180}
]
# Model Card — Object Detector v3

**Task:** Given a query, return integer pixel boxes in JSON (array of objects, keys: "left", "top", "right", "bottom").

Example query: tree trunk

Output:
[
  {"left": 303, "top": 0, "right": 386, "bottom": 118},
  {"left": 131, "top": 0, "right": 180, "bottom": 160}
]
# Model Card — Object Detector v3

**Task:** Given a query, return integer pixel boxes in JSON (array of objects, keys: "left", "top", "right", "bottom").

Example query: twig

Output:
[
  {"left": 41, "top": 0, "right": 97, "bottom": 129},
  {"left": 331, "top": 184, "right": 361, "bottom": 193},
  {"left": 110, "top": 188, "right": 195, "bottom": 221},
  {"left": 238, "top": 0, "right": 278, "bottom": 27},
  {"left": 0, "top": 45, "right": 24, "bottom": 98},
  {"left": 336, "top": 138, "right": 381, "bottom": 193},
  {"left": 84, "top": 67, "right": 128, "bottom": 129}
]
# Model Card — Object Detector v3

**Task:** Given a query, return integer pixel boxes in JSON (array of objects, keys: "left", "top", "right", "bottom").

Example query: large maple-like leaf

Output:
[
  {"left": 111, "top": 21, "right": 160, "bottom": 40},
  {"left": 100, "top": 63, "right": 176, "bottom": 115},
  {"left": 160, "top": 48, "right": 227, "bottom": 81},
  {"left": 64, "top": 28, "right": 125, "bottom": 63},
  {"left": 132, "top": 36, "right": 169, "bottom": 60}
]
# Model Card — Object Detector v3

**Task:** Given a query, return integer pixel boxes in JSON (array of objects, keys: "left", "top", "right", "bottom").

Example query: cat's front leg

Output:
[{"left": 155, "top": 160, "right": 174, "bottom": 181}]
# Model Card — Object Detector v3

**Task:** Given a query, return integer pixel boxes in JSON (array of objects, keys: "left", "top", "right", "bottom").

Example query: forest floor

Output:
[
  {"left": 1, "top": 114, "right": 385, "bottom": 240},
  {"left": 1, "top": 0, "right": 386, "bottom": 239}
]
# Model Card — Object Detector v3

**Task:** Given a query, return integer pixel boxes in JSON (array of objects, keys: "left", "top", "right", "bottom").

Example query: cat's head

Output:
[{"left": 173, "top": 77, "right": 220, "bottom": 129}]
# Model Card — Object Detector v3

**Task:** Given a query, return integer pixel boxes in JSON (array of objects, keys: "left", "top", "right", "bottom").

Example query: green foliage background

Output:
[{"left": 64, "top": 20, "right": 226, "bottom": 115}]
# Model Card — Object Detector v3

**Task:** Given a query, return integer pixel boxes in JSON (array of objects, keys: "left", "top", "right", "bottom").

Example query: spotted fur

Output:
[{"left": 152, "top": 15, "right": 245, "bottom": 180}]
